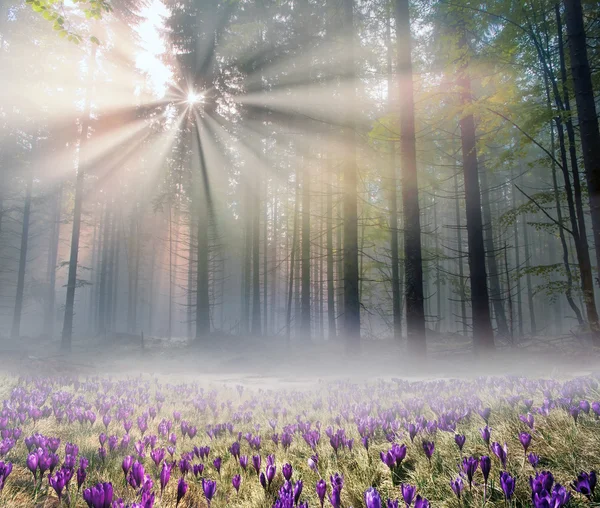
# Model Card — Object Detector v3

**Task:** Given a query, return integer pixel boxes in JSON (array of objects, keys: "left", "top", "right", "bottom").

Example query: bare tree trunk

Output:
[
  {"left": 386, "top": 10, "right": 402, "bottom": 340},
  {"left": 11, "top": 168, "right": 33, "bottom": 338},
  {"left": 61, "top": 44, "right": 97, "bottom": 352},
  {"left": 286, "top": 179, "right": 300, "bottom": 344},
  {"left": 563, "top": 0, "right": 600, "bottom": 293},
  {"left": 395, "top": 0, "right": 426, "bottom": 354},
  {"left": 454, "top": 173, "right": 468, "bottom": 336},
  {"left": 44, "top": 183, "right": 62, "bottom": 337},
  {"left": 457, "top": 32, "right": 495, "bottom": 351},
  {"left": 479, "top": 160, "right": 509, "bottom": 336},
  {"left": 251, "top": 175, "right": 261, "bottom": 335},
  {"left": 326, "top": 158, "right": 336, "bottom": 340},
  {"left": 263, "top": 176, "right": 268, "bottom": 334}
]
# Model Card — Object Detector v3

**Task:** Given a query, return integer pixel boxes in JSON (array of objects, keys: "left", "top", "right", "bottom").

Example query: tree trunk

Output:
[
  {"left": 61, "top": 44, "right": 97, "bottom": 352},
  {"left": 479, "top": 160, "right": 509, "bottom": 336},
  {"left": 195, "top": 126, "right": 210, "bottom": 339},
  {"left": 457, "top": 32, "right": 495, "bottom": 351},
  {"left": 341, "top": 0, "right": 361, "bottom": 351},
  {"left": 286, "top": 179, "right": 300, "bottom": 344},
  {"left": 44, "top": 183, "right": 62, "bottom": 337},
  {"left": 11, "top": 168, "right": 33, "bottom": 338},
  {"left": 251, "top": 171, "right": 261, "bottom": 335},
  {"left": 563, "top": 0, "right": 600, "bottom": 298},
  {"left": 395, "top": 0, "right": 426, "bottom": 354},
  {"left": 454, "top": 173, "right": 468, "bottom": 337},
  {"left": 326, "top": 158, "right": 336, "bottom": 340},
  {"left": 386, "top": 11, "right": 402, "bottom": 340}
]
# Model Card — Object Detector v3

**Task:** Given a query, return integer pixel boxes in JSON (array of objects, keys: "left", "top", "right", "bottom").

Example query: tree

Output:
[{"left": 395, "top": 0, "right": 426, "bottom": 354}]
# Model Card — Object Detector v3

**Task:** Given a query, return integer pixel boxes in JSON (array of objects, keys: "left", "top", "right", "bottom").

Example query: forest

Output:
[{"left": 1, "top": 0, "right": 600, "bottom": 358}]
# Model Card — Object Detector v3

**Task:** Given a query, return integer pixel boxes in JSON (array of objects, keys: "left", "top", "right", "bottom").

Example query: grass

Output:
[{"left": 0, "top": 373, "right": 599, "bottom": 507}]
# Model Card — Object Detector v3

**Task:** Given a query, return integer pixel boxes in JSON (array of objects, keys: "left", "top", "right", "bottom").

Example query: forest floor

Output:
[{"left": 0, "top": 330, "right": 599, "bottom": 384}]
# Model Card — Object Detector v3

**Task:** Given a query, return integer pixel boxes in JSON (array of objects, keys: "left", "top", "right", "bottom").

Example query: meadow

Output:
[{"left": 0, "top": 373, "right": 599, "bottom": 507}]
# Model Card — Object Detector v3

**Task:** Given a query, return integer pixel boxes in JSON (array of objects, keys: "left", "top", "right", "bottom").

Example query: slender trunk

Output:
[
  {"left": 195, "top": 126, "right": 210, "bottom": 338},
  {"left": 270, "top": 192, "right": 278, "bottom": 333},
  {"left": 522, "top": 214, "right": 537, "bottom": 334},
  {"left": 457, "top": 33, "right": 494, "bottom": 350},
  {"left": 187, "top": 210, "right": 195, "bottom": 339},
  {"left": 168, "top": 205, "right": 173, "bottom": 340},
  {"left": 251, "top": 171, "right": 261, "bottom": 335},
  {"left": 286, "top": 179, "right": 300, "bottom": 344},
  {"left": 563, "top": 0, "right": 600, "bottom": 297},
  {"left": 395, "top": 0, "right": 426, "bottom": 354},
  {"left": 326, "top": 157, "right": 336, "bottom": 340},
  {"left": 433, "top": 197, "right": 442, "bottom": 332},
  {"left": 503, "top": 242, "right": 514, "bottom": 344},
  {"left": 98, "top": 204, "right": 111, "bottom": 336},
  {"left": 454, "top": 173, "right": 468, "bottom": 336},
  {"left": 342, "top": 0, "right": 361, "bottom": 351},
  {"left": 300, "top": 161, "right": 311, "bottom": 339},
  {"left": 511, "top": 179, "right": 524, "bottom": 339},
  {"left": 61, "top": 44, "right": 97, "bottom": 352},
  {"left": 479, "top": 160, "right": 509, "bottom": 336},
  {"left": 111, "top": 214, "right": 121, "bottom": 331},
  {"left": 11, "top": 168, "right": 33, "bottom": 338},
  {"left": 44, "top": 183, "right": 62, "bottom": 337},
  {"left": 105, "top": 211, "right": 117, "bottom": 333},
  {"left": 386, "top": 5, "right": 402, "bottom": 341},
  {"left": 132, "top": 212, "right": 140, "bottom": 334},
  {"left": 242, "top": 182, "right": 252, "bottom": 334},
  {"left": 263, "top": 177, "right": 268, "bottom": 334}
]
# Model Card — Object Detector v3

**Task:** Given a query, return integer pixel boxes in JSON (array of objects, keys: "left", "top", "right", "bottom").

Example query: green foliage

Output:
[{"left": 25, "top": 0, "right": 111, "bottom": 44}]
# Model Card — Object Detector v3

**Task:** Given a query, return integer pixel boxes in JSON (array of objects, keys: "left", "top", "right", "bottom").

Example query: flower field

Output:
[{"left": 0, "top": 374, "right": 599, "bottom": 507}]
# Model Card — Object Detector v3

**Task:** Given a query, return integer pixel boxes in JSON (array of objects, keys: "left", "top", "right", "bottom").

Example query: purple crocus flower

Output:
[
  {"left": 380, "top": 450, "right": 396, "bottom": 470},
  {"left": 414, "top": 495, "right": 429, "bottom": 508},
  {"left": 365, "top": 487, "right": 382, "bottom": 508},
  {"left": 480, "top": 455, "right": 491, "bottom": 485},
  {"left": 232, "top": 474, "right": 241, "bottom": 493},
  {"left": 392, "top": 443, "right": 407, "bottom": 466},
  {"left": 519, "top": 432, "right": 532, "bottom": 453},
  {"left": 500, "top": 471, "right": 516, "bottom": 500},
  {"left": 48, "top": 468, "right": 68, "bottom": 501},
  {"left": 26, "top": 453, "right": 38, "bottom": 480},
  {"left": 266, "top": 463, "right": 276, "bottom": 486},
  {"left": 401, "top": 484, "right": 416, "bottom": 506},
  {"left": 454, "top": 434, "right": 466, "bottom": 451},
  {"left": 159, "top": 461, "right": 171, "bottom": 496},
  {"left": 213, "top": 456, "right": 222, "bottom": 475},
  {"left": 421, "top": 440, "right": 434, "bottom": 462},
  {"left": 202, "top": 478, "right": 217, "bottom": 506},
  {"left": 83, "top": 481, "right": 113, "bottom": 508},
  {"left": 450, "top": 477, "right": 463, "bottom": 499},
  {"left": 316, "top": 479, "right": 327, "bottom": 507},
  {"left": 193, "top": 463, "right": 204, "bottom": 478},
  {"left": 491, "top": 441, "right": 508, "bottom": 469},
  {"left": 480, "top": 426, "right": 491, "bottom": 446},
  {"left": 252, "top": 455, "right": 261, "bottom": 475},
  {"left": 282, "top": 463, "right": 293, "bottom": 481},
  {"left": 0, "top": 461, "right": 12, "bottom": 492},
  {"left": 176, "top": 477, "right": 188, "bottom": 506},
  {"left": 525, "top": 452, "right": 539, "bottom": 469},
  {"left": 260, "top": 472, "right": 267, "bottom": 490},
  {"left": 462, "top": 456, "right": 478, "bottom": 489},
  {"left": 571, "top": 471, "right": 597, "bottom": 500},
  {"left": 478, "top": 407, "right": 491, "bottom": 423},
  {"left": 77, "top": 459, "right": 88, "bottom": 490},
  {"left": 122, "top": 456, "right": 133, "bottom": 479},
  {"left": 239, "top": 455, "right": 248, "bottom": 471},
  {"left": 294, "top": 479, "right": 303, "bottom": 504}
]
